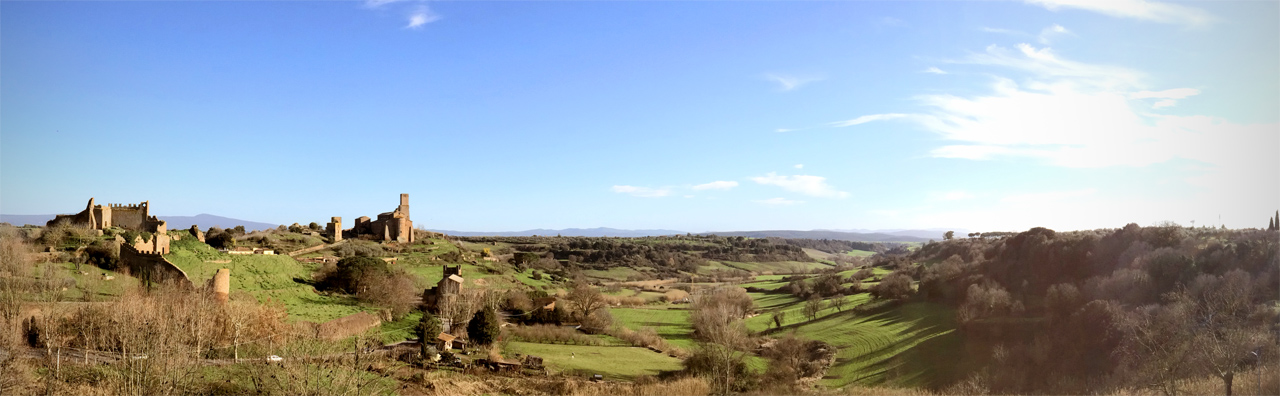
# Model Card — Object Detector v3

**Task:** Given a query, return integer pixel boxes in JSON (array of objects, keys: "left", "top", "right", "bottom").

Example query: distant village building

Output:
[
  {"left": 436, "top": 332, "right": 458, "bottom": 351},
  {"left": 433, "top": 331, "right": 468, "bottom": 352},
  {"left": 423, "top": 265, "right": 463, "bottom": 313},
  {"left": 423, "top": 265, "right": 464, "bottom": 333},
  {"left": 223, "top": 247, "right": 275, "bottom": 255}
]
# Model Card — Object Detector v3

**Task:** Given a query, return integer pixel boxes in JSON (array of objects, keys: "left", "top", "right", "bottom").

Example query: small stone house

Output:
[{"left": 436, "top": 333, "right": 456, "bottom": 351}]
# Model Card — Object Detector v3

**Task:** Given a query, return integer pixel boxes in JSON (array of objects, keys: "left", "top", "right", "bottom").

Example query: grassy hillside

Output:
[
  {"left": 793, "top": 302, "right": 959, "bottom": 389},
  {"left": 610, "top": 306, "right": 696, "bottom": 350},
  {"left": 711, "top": 260, "right": 831, "bottom": 274},
  {"left": 503, "top": 341, "right": 684, "bottom": 380},
  {"left": 165, "top": 236, "right": 365, "bottom": 322}
]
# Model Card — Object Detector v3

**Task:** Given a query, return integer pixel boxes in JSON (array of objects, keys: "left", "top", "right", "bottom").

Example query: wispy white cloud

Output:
[
  {"left": 611, "top": 185, "right": 671, "bottom": 198},
  {"left": 793, "top": 164, "right": 804, "bottom": 169},
  {"left": 1037, "top": 24, "right": 1072, "bottom": 44},
  {"left": 828, "top": 113, "right": 910, "bottom": 127},
  {"left": 405, "top": 5, "right": 440, "bottom": 29},
  {"left": 692, "top": 181, "right": 739, "bottom": 191},
  {"left": 1024, "top": 0, "right": 1215, "bottom": 27},
  {"left": 1131, "top": 88, "right": 1200, "bottom": 109},
  {"left": 765, "top": 74, "right": 823, "bottom": 91},
  {"left": 1131, "top": 88, "right": 1201, "bottom": 99},
  {"left": 751, "top": 172, "right": 849, "bottom": 198},
  {"left": 980, "top": 26, "right": 1026, "bottom": 35},
  {"left": 755, "top": 197, "right": 803, "bottom": 206},
  {"left": 364, "top": 0, "right": 406, "bottom": 8},
  {"left": 924, "top": 67, "right": 949, "bottom": 75},
  {"left": 961, "top": 43, "right": 1144, "bottom": 90},
  {"left": 817, "top": 40, "right": 1276, "bottom": 224}
]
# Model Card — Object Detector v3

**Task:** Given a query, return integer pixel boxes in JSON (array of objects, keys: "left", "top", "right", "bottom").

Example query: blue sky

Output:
[{"left": 2, "top": 0, "right": 1276, "bottom": 233}]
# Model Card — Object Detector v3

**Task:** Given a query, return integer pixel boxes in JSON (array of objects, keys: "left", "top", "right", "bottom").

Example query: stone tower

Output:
[
  {"left": 212, "top": 268, "right": 231, "bottom": 303},
  {"left": 327, "top": 217, "right": 343, "bottom": 243}
]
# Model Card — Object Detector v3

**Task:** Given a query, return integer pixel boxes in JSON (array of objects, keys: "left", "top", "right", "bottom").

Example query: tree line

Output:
[{"left": 870, "top": 223, "right": 1278, "bottom": 395}]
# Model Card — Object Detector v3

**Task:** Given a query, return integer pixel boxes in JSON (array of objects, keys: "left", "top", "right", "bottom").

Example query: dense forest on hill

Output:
[
  {"left": 459, "top": 235, "right": 830, "bottom": 277},
  {"left": 877, "top": 224, "right": 1279, "bottom": 395}
]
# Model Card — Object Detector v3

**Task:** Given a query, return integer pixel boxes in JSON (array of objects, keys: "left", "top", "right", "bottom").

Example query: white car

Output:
[{"left": 266, "top": 355, "right": 283, "bottom": 362}]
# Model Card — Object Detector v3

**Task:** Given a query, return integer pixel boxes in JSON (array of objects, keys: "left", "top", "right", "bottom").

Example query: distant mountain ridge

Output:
[
  {"left": 429, "top": 227, "right": 685, "bottom": 237},
  {"left": 1, "top": 213, "right": 280, "bottom": 232}
]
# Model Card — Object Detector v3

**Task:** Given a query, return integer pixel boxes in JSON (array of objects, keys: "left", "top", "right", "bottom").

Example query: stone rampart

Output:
[{"left": 120, "top": 243, "right": 191, "bottom": 287}]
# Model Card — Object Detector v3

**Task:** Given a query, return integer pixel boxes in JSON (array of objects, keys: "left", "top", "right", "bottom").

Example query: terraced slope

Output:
[{"left": 762, "top": 299, "right": 960, "bottom": 389}]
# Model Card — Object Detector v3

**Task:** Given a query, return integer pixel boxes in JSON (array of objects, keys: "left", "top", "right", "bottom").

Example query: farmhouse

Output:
[{"left": 436, "top": 332, "right": 456, "bottom": 351}]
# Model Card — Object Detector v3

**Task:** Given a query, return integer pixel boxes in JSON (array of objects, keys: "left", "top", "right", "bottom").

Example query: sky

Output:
[{"left": 1, "top": 0, "right": 1277, "bottom": 233}]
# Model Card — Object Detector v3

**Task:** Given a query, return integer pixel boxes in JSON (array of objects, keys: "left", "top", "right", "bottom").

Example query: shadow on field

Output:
[
  {"left": 847, "top": 303, "right": 966, "bottom": 389},
  {"left": 761, "top": 299, "right": 968, "bottom": 390}
]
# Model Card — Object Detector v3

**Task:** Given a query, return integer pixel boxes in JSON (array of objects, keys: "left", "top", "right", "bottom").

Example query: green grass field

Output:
[
  {"left": 503, "top": 341, "right": 684, "bottom": 380},
  {"left": 583, "top": 266, "right": 647, "bottom": 281},
  {"left": 27, "top": 261, "right": 140, "bottom": 300},
  {"left": 748, "top": 292, "right": 960, "bottom": 389},
  {"left": 609, "top": 306, "right": 696, "bottom": 350},
  {"left": 165, "top": 237, "right": 365, "bottom": 322},
  {"left": 712, "top": 260, "right": 832, "bottom": 274},
  {"left": 793, "top": 302, "right": 959, "bottom": 389}
]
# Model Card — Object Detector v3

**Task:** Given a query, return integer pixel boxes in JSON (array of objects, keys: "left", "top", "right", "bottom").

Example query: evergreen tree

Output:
[
  {"left": 1271, "top": 217, "right": 1276, "bottom": 231},
  {"left": 417, "top": 312, "right": 442, "bottom": 359},
  {"left": 417, "top": 312, "right": 442, "bottom": 340},
  {"left": 467, "top": 307, "right": 501, "bottom": 346}
]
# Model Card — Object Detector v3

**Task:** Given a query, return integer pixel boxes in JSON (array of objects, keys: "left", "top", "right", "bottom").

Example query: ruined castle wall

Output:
[
  {"left": 109, "top": 204, "right": 147, "bottom": 230},
  {"left": 120, "top": 243, "right": 191, "bottom": 287}
]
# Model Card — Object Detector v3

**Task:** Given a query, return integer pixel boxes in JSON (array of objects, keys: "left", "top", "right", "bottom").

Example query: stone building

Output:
[
  {"left": 48, "top": 198, "right": 157, "bottom": 231},
  {"left": 346, "top": 194, "right": 414, "bottom": 243},
  {"left": 326, "top": 217, "right": 343, "bottom": 243},
  {"left": 423, "top": 265, "right": 463, "bottom": 314},
  {"left": 53, "top": 197, "right": 189, "bottom": 286}
]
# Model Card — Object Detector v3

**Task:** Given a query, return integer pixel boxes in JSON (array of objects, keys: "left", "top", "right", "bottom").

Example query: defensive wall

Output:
[{"left": 120, "top": 243, "right": 191, "bottom": 287}]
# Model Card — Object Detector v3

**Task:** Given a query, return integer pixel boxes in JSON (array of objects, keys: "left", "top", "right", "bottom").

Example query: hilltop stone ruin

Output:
[
  {"left": 334, "top": 193, "right": 415, "bottom": 243},
  {"left": 53, "top": 197, "right": 189, "bottom": 286}
]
